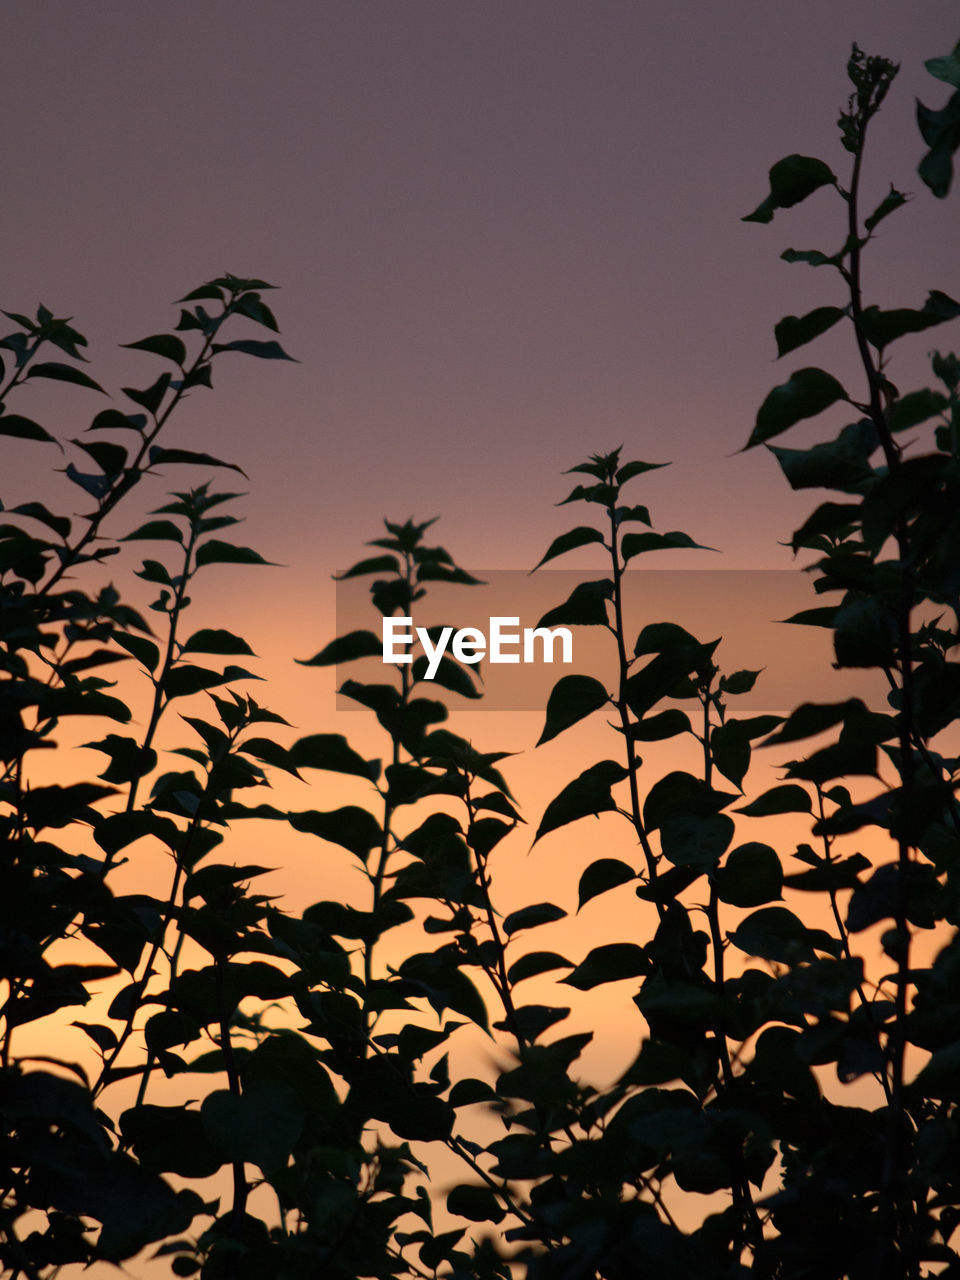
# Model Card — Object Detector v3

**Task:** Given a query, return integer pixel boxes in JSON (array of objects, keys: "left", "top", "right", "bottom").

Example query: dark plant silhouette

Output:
[{"left": 1, "top": 37, "right": 959, "bottom": 1280}]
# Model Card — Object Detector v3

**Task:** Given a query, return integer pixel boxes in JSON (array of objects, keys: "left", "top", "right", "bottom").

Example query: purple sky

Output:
[{"left": 5, "top": 2, "right": 957, "bottom": 613}]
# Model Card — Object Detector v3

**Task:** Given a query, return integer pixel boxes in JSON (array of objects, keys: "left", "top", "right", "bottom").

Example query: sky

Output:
[
  {"left": 5, "top": 2, "right": 957, "bottom": 590},
  {"left": 4, "top": 3, "right": 960, "bottom": 1251}
]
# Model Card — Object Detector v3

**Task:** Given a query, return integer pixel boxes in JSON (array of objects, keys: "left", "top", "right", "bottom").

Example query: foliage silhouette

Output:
[{"left": 1, "top": 34, "right": 959, "bottom": 1280}]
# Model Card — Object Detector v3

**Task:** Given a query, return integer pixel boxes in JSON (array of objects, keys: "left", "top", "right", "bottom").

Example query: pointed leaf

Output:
[
  {"left": 537, "top": 674, "right": 609, "bottom": 745},
  {"left": 502, "top": 902, "right": 567, "bottom": 937},
  {"left": 181, "top": 628, "right": 255, "bottom": 656},
  {"left": 0, "top": 414, "right": 58, "bottom": 444},
  {"left": 743, "top": 154, "right": 837, "bottom": 223},
  {"left": 621, "top": 530, "right": 715, "bottom": 560},
  {"left": 26, "top": 361, "right": 105, "bottom": 392},
  {"left": 774, "top": 306, "right": 845, "bottom": 358},
  {"left": 298, "top": 630, "right": 383, "bottom": 666},
  {"left": 534, "top": 760, "right": 628, "bottom": 843},
  {"left": 149, "top": 446, "right": 247, "bottom": 477},
  {"left": 745, "top": 368, "right": 848, "bottom": 449},
  {"left": 210, "top": 338, "right": 296, "bottom": 360},
  {"left": 289, "top": 733, "right": 380, "bottom": 781},
  {"left": 578, "top": 858, "right": 636, "bottom": 909},
  {"left": 561, "top": 943, "right": 649, "bottom": 990},
  {"left": 122, "top": 334, "right": 187, "bottom": 365},
  {"left": 532, "top": 525, "right": 606, "bottom": 570},
  {"left": 736, "top": 784, "right": 812, "bottom": 817},
  {"left": 195, "top": 539, "right": 273, "bottom": 567},
  {"left": 715, "top": 842, "right": 783, "bottom": 907}
]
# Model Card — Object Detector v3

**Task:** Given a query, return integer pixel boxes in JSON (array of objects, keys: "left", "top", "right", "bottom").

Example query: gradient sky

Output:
[
  {"left": 5, "top": 3, "right": 958, "bottom": 593},
  {"left": 5, "top": 7, "right": 960, "bottom": 1256},
  {"left": 6, "top": 0, "right": 957, "bottom": 937}
]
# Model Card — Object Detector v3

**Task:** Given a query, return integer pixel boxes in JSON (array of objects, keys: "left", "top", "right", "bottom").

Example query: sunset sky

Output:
[
  {"left": 4, "top": 8, "right": 960, "bottom": 1264},
  {"left": 6, "top": 3, "right": 957, "bottom": 588},
  {"left": 6, "top": 0, "right": 957, "bottom": 931}
]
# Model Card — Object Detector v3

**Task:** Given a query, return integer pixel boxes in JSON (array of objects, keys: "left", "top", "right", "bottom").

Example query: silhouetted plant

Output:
[{"left": 1, "top": 35, "right": 959, "bottom": 1280}]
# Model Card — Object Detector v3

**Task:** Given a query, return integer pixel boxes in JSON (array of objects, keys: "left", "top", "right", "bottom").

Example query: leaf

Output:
[
  {"left": 763, "top": 698, "right": 869, "bottom": 745},
  {"left": 925, "top": 41, "right": 960, "bottom": 88},
  {"left": 660, "top": 812, "right": 734, "bottom": 868},
  {"left": 616, "top": 459, "right": 668, "bottom": 484},
  {"left": 447, "top": 1185, "right": 506, "bottom": 1225},
  {"left": 0, "top": 413, "right": 58, "bottom": 444},
  {"left": 416, "top": 563, "right": 484, "bottom": 586},
  {"left": 234, "top": 293, "right": 280, "bottom": 331},
  {"left": 858, "top": 291, "right": 960, "bottom": 349},
  {"left": 536, "top": 578, "right": 613, "bottom": 628},
  {"left": 743, "top": 154, "right": 837, "bottom": 223},
  {"left": 736, "top": 784, "right": 812, "bottom": 817},
  {"left": 917, "top": 72, "right": 960, "bottom": 198},
  {"left": 506, "top": 951, "right": 574, "bottom": 984},
  {"left": 334, "top": 554, "right": 399, "bottom": 580},
  {"left": 236, "top": 736, "right": 300, "bottom": 777},
  {"left": 912, "top": 1042, "right": 960, "bottom": 1101},
  {"left": 194, "top": 539, "right": 273, "bottom": 567},
  {"left": 720, "top": 669, "right": 762, "bottom": 695},
  {"left": 625, "top": 708, "right": 692, "bottom": 741},
  {"left": 210, "top": 338, "right": 297, "bottom": 361},
  {"left": 728, "top": 906, "right": 838, "bottom": 963},
  {"left": 148, "top": 446, "right": 247, "bottom": 477},
  {"left": 289, "top": 733, "right": 380, "bottom": 781},
  {"left": 558, "top": 481, "right": 619, "bottom": 506},
  {"left": 625, "top": 640, "right": 718, "bottom": 718},
  {"left": 201, "top": 1081, "right": 303, "bottom": 1169},
  {"left": 537, "top": 674, "right": 609, "bottom": 745},
  {"left": 864, "top": 185, "right": 909, "bottom": 232},
  {"left": 297, "top": 630, "right": 383, "bottom": 666},
  {"left": 288, "top": 806, "right": 382, "bottom": 860},
  {"left": 162, "top": 664, "right": 251, "bottom": 699},
  {"left": 774, "top": 306, "right": 845, "bottom": 358},
  {"left": 561, "top": 943, "right": 649, "bottom": 990},
  {"left": 11, "top": 501, "right": 71, "bottom": 538},
  {"left": 615, "top": 503, "right": 652, "bottom": 527},
  {"left": 643, "top": 770, "right": 736, "bottom": 832},
  {"left": 833, "top": 596, "right": 897, "bottom": 668},
  {"left": 502, "top": 902, "right": 567, "bottom": 936},
  {"left": 781, "top": 246, "right": 844, "bottom": 268},
  {"left": 577, "top": 858, "right": 636, "bottom": 909},
  {"left": 887, "top": 388, "right": 948, "bottom": 433},
  {"left": 121, "top": 1104, "right": 223, "bottom": 1178},
  {"left": 26, "top": 361, "right": 105, "bottom": 392},
  {"left": 710, "top": 721, "right": 751, "bottom": 789},
  {"left": 411, "top": 653, "right": 482, "bottom": 699},
  {"left": 621, "top": 530, "right": 715, "bottom": 560},
  {"left": 534, "top": 759, "right": 628, "bottom": 843},
  {"left": 122, "top": 334, "right": 187, "bottom": 365},
  {"left": 181, "top": 628, "right": 255, "bottom": 656},
  {"left": 123, "top": 372, "right": 171, "bottom": 415},
  {"left": 770, "top": 417, "right": 878, "bottom": 492},
  {"left": 84, "top": 734, "right": 157, "bottom": 784},
  {"left": 744, "top": 368, "right": 848, "bottom": 449},
  {"left": 532, "top": 526, "right": 606, "bottom": 570},
  {"left": 715, "top": 843, "right": 783, "bottom": 907},
  {"left": 73, "top": 1021, "right": 118, "bottom": 1053},
  {"left": 122, "top": 520, "right": 184, "bottom": 543},
  {"left": 89, "top": 408, "right": 147, "bottom": 433}
]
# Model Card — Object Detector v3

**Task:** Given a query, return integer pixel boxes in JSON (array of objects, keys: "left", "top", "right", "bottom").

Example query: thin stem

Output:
[
  {"left": 844, "top": 83, "right": 917, "bottom": 1279},
  {"left": 815, "top": 784, "right": 893, "bottom": 1104},
  {"left": 607, "top": 496, "right": 663, "bottom": 917},
  {"left": 38, "top": 299, "right": 234, "bottom": 601},
  {"left": 122, "top": 515, "right": 202, "bottom": 823},
  {"left": 216, "top": 956, "right": 248, "bottom": 1274}
]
